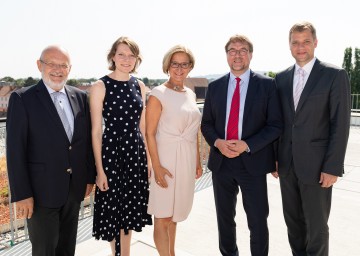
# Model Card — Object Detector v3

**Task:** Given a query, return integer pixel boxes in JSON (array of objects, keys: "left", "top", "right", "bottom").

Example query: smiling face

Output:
[
  {"left": 37, "top": 46, "right": 71, "bottom": 91},
  {"left": 112, "top": 43, "right": 137, "bottom": 74},
  {"left": 168, "top": 52, "right": 192, "bottom": 84},
  {"left": 289, "top": 29, "right": 318, "bottom": 67},
  {"left": 226, "top": 41, "right": 252, "bottom": 76}
]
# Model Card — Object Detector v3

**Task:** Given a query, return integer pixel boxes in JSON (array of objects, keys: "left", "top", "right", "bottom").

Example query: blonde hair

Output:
[{"left": 162, "top": 45, "right": 195, "bottom": 74}]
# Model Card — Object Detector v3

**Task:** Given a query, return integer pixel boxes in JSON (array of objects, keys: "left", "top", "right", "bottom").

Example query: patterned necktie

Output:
[
  {"left": 227, "top": 77, "right": 241, "bottom": 140},
  {"left": 293, "top": 68, "right": 305, "bottom": 110},
  {"left": 52, "top": 92, "right": 73, "bottom": 141}
]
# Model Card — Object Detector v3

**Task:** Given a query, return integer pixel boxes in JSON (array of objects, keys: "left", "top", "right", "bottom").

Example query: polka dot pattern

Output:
[{"left": 93, "top": 76, "right": 152, "bottom": 254}]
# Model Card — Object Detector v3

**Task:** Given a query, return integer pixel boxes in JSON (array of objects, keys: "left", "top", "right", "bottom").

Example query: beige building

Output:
[{"left": 0, "top": 85, "right": 18, "bottom": 112}]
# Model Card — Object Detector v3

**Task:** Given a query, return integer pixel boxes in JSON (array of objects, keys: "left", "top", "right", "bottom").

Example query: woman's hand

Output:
[
  {"left": 96, "top": 171, "right": 109, "bottom": 191},
  {"left": 153, "top": 165, "right": 173, "bottom": 188}
]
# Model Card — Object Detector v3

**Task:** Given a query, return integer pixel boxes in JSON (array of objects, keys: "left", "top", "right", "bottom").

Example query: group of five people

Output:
[{"left": 6, "top": 20, "right": 350, "bottom": 256}]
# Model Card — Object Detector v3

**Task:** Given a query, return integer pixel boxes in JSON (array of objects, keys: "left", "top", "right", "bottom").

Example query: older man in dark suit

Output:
[
  {"left": 201, "top": 35, "right": 283, "bottom": 256},
  {"left": 273, "top": 22, "right": 351, "bottom": 256},
  {"left": 6, "top": 45, "right": 96, "bottom": 256}
]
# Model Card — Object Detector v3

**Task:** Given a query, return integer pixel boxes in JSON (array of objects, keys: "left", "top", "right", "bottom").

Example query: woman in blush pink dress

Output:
[{"left": 146, "top": 45, "right": 203, "bottom": 256}]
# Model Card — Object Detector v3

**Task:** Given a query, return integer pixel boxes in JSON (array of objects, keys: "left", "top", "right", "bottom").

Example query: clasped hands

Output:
[{"left": 215, "top": 139, "right": 248, "bottom": 158}]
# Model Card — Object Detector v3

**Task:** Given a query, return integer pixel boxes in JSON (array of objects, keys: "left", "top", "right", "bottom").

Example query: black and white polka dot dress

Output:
[{"left": 92, "top": 75, "right": 152, "bottom": 253}]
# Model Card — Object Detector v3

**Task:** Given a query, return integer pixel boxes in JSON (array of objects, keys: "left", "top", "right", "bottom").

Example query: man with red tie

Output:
[{"left": 201, "top": 35, "right": 283, "bottom": 256}]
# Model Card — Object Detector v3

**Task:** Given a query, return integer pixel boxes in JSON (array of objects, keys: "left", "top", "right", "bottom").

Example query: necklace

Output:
[{"left": 167, "top": 81, "right": 184, "bottom": 91}]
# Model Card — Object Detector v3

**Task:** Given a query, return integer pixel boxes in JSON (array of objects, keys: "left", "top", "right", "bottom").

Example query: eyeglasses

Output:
[
  {"left": 40, "top": 59, "right": 70, "bottom": 70},
  {"left": 227, "top": 48, "right": 249, "bottom": 56},
  {"left": 170, "top": 62, "right": 191, "bottom": 69},
  {"left": 117, "top": 53, "right": 137, "bottom": 61}
]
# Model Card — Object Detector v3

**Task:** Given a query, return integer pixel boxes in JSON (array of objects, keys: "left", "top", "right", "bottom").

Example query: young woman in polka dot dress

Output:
[{"left": 90, "top": 37, "right": 152, "bottom": 256}]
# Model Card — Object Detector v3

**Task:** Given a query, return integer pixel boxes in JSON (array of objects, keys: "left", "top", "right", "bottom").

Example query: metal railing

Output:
[
  {"left": 351, "top": 94, "right": 360, "bottom": 112},
  {"left": 1, "top": 96, "right": 359, "bottom": 250},
  {"left": 0, "top": 103, "right": 210, "bottom": 251}
]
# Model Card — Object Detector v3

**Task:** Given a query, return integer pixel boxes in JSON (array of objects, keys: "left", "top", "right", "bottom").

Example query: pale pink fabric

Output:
[{"left": 147, "top": 84, "right": 201, "bottom": 222}]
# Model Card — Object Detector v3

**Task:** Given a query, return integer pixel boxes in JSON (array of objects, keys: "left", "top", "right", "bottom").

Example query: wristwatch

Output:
[{"left": 245, "top": 146, "right": 250, "bottom": 153}]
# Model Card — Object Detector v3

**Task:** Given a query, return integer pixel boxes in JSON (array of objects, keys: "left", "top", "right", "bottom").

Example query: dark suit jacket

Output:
[
  {"left": 275, "top": 59, "right": 351, "bottom": 184},
  {"left": 201, "top": 71, "right": 283, "bottom": 176},
  {"left": 6, "top": 80, "right": 96, "bottom": 207}
]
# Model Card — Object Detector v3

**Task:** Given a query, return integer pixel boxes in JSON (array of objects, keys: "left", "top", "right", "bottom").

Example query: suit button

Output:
[
  {"left": 66, "top": 168, "right": 72, "bottom": 174},
  {"left": 69, "top": 146, "right": 72, "bottom": 150}
]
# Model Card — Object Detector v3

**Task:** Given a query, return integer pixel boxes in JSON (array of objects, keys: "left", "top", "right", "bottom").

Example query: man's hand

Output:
[
  {"left": 227, "top": 140, "right": 248, "bottom": 155},
  {"left": 271, "top": 161, "right": 279, "bottom": 178},
  {"left": 216, "top": 139, "right": 249, "bottom": 158},
  {"left": 319, "top": 172, "right": 338, "bottom": 188},
  {"left": 16, "top": 197, "right": 34, "bottom": 219},
  {"left": 85, "top": 184, "right": 94, "bottom": 198}
]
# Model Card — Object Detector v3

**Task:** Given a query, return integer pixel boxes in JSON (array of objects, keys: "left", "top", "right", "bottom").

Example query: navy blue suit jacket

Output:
[
  {"left": 6, "top": 80, "right": 96, "bottom": 207},
  {"left": 201, "top": 71, "right": 283, "bottom": 176}
]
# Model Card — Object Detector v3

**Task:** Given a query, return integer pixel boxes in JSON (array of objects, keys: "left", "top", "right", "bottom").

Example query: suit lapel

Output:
[
  {"left": 296, "top": 59, "right": 322, "bottom": 112},
  {"left": 285, "top": 66, "right": 296, "bottom": 113},
  {"left": 36, "top": 81, "right": 69, "bottom": 141},
  {"left": 242, "top": 71, "right": 257, "bottom": 126},
  {"left": 219, "top": 74, "right": 230, "bottom": 139},
  {"left": 65, "top": 85, "right": 81, "bottom": 141},
  {"left": 65, "top": 85, "right": 80, "bottom": 118}
]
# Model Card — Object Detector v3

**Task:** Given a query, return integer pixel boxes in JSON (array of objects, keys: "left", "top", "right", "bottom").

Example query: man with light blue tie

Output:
[
  {"left": 201, "top": 35, "right": 283, "bottom": 256},
  {"left": 6, "top": 45, "right": 96, "bottom": 256},
  {"left": 274, "top": 21, "right": 350, "bottom": 256}
]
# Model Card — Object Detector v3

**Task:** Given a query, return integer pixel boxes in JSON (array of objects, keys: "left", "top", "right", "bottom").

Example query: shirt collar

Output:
[
  {"left": 43, "top": 82, "right": 66, "bottom": 95},
  {"left": 229, "top": 69, "right": 250, "bottom": 86},
  {"left": 295, "top": 57, "right": 316, "bottom": 75}
]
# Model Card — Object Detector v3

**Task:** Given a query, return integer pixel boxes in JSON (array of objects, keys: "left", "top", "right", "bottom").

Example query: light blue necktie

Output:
[{"left": 52, "top": 92, "right": 72, "bottom": 141}]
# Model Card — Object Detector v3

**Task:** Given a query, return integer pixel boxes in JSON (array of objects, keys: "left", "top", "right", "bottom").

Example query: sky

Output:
[{"left": 0, "top": 0, "right": 359, "bottom": 80}]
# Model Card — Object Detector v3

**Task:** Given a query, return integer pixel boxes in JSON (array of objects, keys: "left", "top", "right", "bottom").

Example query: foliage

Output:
[
  {"left": 352, "top": 48, "right": 360, "bottom": 94},
  {"left": 342, "top": 47, "right": 353, "bottom": 77},
  {"left": 342, "top": 47, "right": 360, "bottom": 94},
  {"left": 23, "top": 77, "right": 40, "bottom": 87},
  {"left": 0, "top": 76, "right": 15, "bottom": 83},
  {"left": 266, "top": 71, "right": 277, "bottom": 78}
]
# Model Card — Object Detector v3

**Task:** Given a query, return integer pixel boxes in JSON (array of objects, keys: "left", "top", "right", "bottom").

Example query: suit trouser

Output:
[
  {"left": 212, "top": 158, "right": 269, "bottom": 256},
  {"left": 280, "top": 167, "right": 332, "bottom": 256},
  {"left": 27, "top": 181, "right": 81, "bottom": 256}
]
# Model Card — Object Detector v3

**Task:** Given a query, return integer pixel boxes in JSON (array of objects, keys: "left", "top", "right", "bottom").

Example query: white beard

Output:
[{"left": 42, "top": 73, "right": 67, "bottom": 91}]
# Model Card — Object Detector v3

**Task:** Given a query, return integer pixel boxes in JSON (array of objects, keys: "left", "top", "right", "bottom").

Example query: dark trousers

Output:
[
  {"left": 280, "top": 167, "right": 332, "bottom": 256},
  {"left": 27, "top": 182, "right": 81, "bottom": 256},
  {"left": 212, "top": 158, "right": 269, "bottom": 256}
]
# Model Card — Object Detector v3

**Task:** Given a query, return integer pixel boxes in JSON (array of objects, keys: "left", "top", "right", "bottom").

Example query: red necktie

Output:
[{"left": 227, "top": 77, "right": 240, "bottom": 140}]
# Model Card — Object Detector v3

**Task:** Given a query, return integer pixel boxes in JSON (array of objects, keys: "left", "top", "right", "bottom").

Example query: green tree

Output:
[
  {"left": 23, "top": 77, "right": 39, "bottom": 87},
  {"left": 0, "top": 76, "right": 15, "bottom": 83},
  {"left": 266, "top": 71, "right": 276, "bottom": 78},
  {"left": 342, "top": 47, "right": 353, "bottom": 78},
  {"left": 351, "top": 48, "right": 360, "bottom": 95},
  {"left": 67, "top": 79, "right": 79, "bottom": 86},
  {"left": 15, "top": 78, "right": 25, "bottom": 86},
  {"left": 142, "top": 77, "right": 149, "bottom": 86}
]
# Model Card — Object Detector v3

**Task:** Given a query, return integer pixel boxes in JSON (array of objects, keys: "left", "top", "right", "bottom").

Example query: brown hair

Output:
[
  {"left": 107, "top": 36, "right": 142, "bottom": 73},
  {"left": 162, "top": 45, "right": 195, "bottom": 74},
  {"left": 225, "top": 34, "right": 253, "bottom": 53},
  {"left": 289, "top": 21, "right": 317, "bottom": 41}
]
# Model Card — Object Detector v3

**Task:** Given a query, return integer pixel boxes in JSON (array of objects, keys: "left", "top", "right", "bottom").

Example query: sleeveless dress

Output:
[
  {"left": 92, "top": 75, "right": 152, "bottom": 255},
  {"left": 147, "top": 84, "right": 202, "bottom": 222}
]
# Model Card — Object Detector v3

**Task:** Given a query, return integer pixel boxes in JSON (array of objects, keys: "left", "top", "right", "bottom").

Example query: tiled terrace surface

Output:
[{"left": 1, "top": 127, "right": 359, "bottom": 256}]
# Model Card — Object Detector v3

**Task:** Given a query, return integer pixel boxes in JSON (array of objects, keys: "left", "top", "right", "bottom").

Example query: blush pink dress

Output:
[{"left": 147, "top": 84, "right": 201, "bottom": 222}]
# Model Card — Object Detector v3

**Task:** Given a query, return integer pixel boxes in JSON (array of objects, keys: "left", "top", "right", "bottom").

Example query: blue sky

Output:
[{"left": 0, "top": 0, "right": 359, "bottom": 79}]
